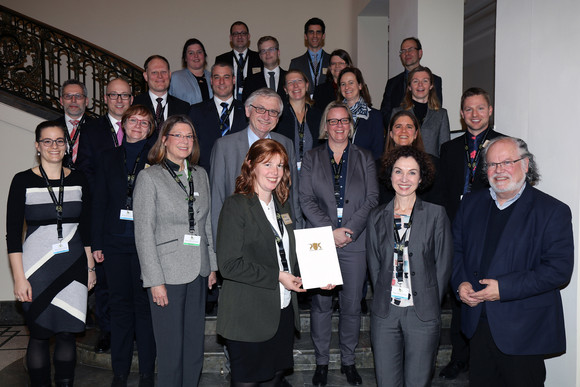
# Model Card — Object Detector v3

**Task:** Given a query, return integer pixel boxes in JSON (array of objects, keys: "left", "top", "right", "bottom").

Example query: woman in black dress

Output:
[{"left": 7, "top": 120, "right": 95, "bottom": 387}]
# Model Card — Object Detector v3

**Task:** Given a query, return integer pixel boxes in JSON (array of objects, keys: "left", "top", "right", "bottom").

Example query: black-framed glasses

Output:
[
  {"left": 166, "top": 133, "right": 195, "bottom": 141},
  {"left": 38, "top": 138, "right": 66, "bottom": 147},
  {"left": 485, "top": 158, "right": 524, "bottom": 169},
  {"left": 326, "top": 118, "right": 350, "bottom": 126},
  {"left": 62, "top": 93, "right": 86, "bottom": 100},
  {"left": 250, "top": 104, "right": 280, "bottom": 117},
  {"left": 399, "top": 47, "right": 419, "bottom": 55},
  {"left": 107, "top": 92, "right": 132, "bottom": 100},
  {"left": 231, "top": 32, "right": 248, "bottom": 37}
]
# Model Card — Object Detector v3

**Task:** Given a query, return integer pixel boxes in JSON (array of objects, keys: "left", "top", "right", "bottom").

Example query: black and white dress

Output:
[{"left": 6, "top": 169, "right": 90, "bottom": 338}]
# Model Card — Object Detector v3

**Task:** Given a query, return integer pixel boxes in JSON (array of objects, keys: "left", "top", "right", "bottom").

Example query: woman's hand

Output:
[
  {"left": 88, "top": 270, "right": 97, "bottom": 291},
  {"left": 333, "top": 227, "right": 354, "bottom": 248},
  {"left": 14, "top": 277, "right": 32, "bottom": 302},
  {"left": 151, "top": 285, "right": 169, "bottom": 307},
  {"left": 208, "top": 271, "right": 217, "bottom": 289},
  {"left": 93, "top": 250, "right": 104, "bottom": 263},
  {"left": 279, "top": 272, "right": 307, "bottom": 293}
]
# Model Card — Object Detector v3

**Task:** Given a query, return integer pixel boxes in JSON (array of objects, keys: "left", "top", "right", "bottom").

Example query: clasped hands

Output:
[{"left": 458, "top": 279, "right": 500, "bottom": 307}]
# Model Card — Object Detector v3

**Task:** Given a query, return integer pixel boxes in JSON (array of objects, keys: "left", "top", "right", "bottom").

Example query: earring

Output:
[{"left": 37, "top": 152, "right": 40, "bottom": 156}]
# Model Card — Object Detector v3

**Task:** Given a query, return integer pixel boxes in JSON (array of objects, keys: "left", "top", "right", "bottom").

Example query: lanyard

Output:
[
  {"left": 123, "top": 145, "right": 146, "bottom": 210},
  {"left": 330, "top": 155, "right": 344, "bottom": 207},
  {"left": 107, "top": 116, "right": 120, "bottom": 148},
  {"left": 39, "top": 165, "right": 65, "bottom": 241},
  {"left": 289, "top": 104, "right": 307, "bottom": 162},
  {"left": 267, "top": 200, "right": 289, "bottom": 272},
  {"left": 464, "top": 129, "right": 490, "bottom": 191},
  {"left": 233, "top": 53, "right": 248, "bottom": 79},
  {"left": 306, "top": 53, "right": 322, "bottom": 86},
  {"left": 393, "top": 206, "right": 414, "bottom": 283},
  {"left": 164, "top": 161, "right": 196, "bottom": 233},
  {"left": 64, "top": 116, "right": 85, "bottom": 150},
  {"left": 219, "top": 102, "right": 235, "bottom": 134}
]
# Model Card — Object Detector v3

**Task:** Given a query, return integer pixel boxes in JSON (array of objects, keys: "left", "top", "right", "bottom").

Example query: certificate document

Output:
[{"left": 294, "top": 226, "right": 343, "bottom": 289}]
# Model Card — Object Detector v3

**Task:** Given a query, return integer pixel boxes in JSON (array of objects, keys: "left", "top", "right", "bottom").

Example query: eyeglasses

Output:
[
  {"left": 62, "top": 93, "right": 86, "bottom": 100},
  {"left": 326, "top": 118, "right": 350, "bottom": 126},
  {"left": 250, "top": 104, "right": 280, "bottom": 117},
  {"left": 259, "top": 47, "right": 278, "bottom": 55},
  {"left": 330, "top": 61, "right": 347, "bottom": 67},
  {"left": 231, "top": 32, "right": 248, "bottom": 37},
  {"left": 127, "top": 118, "right": 152, "bottom": 129},
  {"left": 38, "top": 138, "right": 66, "bottom": 147},
  {"left": 485, "top": 158, "right": 524, "bottom": 169},
  {"left": 286, "top": 79, "right": 305, "bottom": 86},
  {"left": 166, "top": 133, "right": 195, "bottom": 141},
  {"left": 107, "top": 92, "right": 132, "bottom": 100},
  {"left": 399, "top": 47, "right": 419, "bottom": 55}
]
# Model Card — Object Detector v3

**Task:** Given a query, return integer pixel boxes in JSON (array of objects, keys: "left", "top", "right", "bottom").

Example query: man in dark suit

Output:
[
  {"left": 380, "top": 37, "right": 443, "bottom": 124},
  {"left": 215, "top": 21, "right": 263, "bottom": 100},
  {"left": 189, "top": 62, "right": 247, "bottom": 174},
  {"left": 439, "top": 87, "right": 504, "bottom": 380},
  {"left": 289, "top": 17, "right": 330, "bottom": 95},
  {"left": 56, "top": 79, "right": 92, "bottom": 169},
  {"left": 132, "top": 55, "right": 190, "bottom": 128},
  {"left": 452, "top": 136, "right": 574, "bottom": 387},
  {"left": 242, "top": 36, "right": 287, "bottom": 103}
]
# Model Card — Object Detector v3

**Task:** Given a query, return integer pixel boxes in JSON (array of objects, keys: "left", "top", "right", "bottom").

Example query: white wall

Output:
[
  {"left": 357, "top": 15, "right": 389, "bottom": 107},
  {"left": 495, "top": 1, "right": 580, "bottom": 385}
]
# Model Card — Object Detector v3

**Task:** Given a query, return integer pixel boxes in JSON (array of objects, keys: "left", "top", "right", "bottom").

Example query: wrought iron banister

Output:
[{"left": 0, "top": 5, "right": 146, "bottom": 117}]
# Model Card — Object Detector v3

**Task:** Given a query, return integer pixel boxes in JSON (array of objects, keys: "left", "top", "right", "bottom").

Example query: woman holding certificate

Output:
[
  {"left": 366, "top": 145, "right": 453, "bottom": 386},
  {"left": 134, "top": 115, "right": 217, "bottom": 387},
  {"left": 299, "top": 101, "right": 379, "bottom": 386},
  {"left": 216, "top": 139, "right": 305, "bottom": 386}
]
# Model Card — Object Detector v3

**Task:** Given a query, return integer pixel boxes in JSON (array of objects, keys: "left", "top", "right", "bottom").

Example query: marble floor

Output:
[{"left": 0, "top": 325, "right": 468, "bottom": 386}]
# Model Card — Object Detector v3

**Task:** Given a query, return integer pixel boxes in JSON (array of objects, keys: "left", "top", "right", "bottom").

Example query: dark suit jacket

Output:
[
  {"left": 132, "top": 93, "right": 190, "bottom": 133},
  {"left": 289, "top": 50, "right": 330, "bottom": 95},
  {"left": 91, "top": 138, "right": 153, "bottom": 251},
  {"left": 313, "top": 80, "right": 337, "bottom": 111},
  {"left": 353, "top": 108, "right": 385, "bottom": 160},
  {"left": 188, "top": 99, "right": 247, "bottom": 173},
  {"left": 299, "top": 143, "right": 378, "bottom": 252},
  {"left": 451, "top": 185, "right": 574, "bottom": 355},
  {"left": 367, "top": 197, "right": 452, "bottom": 321},
  {"left": 275, "top": 103, "right": 322, "bottom": 149},
  {"left": 380, "top": 70, "right": 443, "bottom": 125},
  {"left": 215, "top": 49, "right": 263, "bottom": 76},
  {"left": 76, "top": 115, "right": 121, "bottom": 191},
  {"left": 439, "top": 128, "right": 504, "bottom": 222},
  {"left": 56, "top": 114, "right": 94, "bottom": 169},
  {"left": 242, "top": 68, "right": 288, "bottom": 103},
  {"left": 216, "top": 193, "right": 300, "bottom": 342}
]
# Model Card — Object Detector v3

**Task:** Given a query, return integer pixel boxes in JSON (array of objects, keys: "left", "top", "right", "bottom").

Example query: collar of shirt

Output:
[
  {"left": 107, "top": 114, "right": 121, "bottom": 133},
  {"left": 247, "top": 126, "right": 271, "bottom": 147},
  {"left": 263, "top": 66, "right": 280, "bottom": 81},
  {"left": 213, "top": 96, "right": 234, "bottom": 111},
  {"left": 234, "top": 48, "right": 249, "bottom": 58},
  {"left": 326, "top": 141, "right": 350, "bottom": 159},
  {"left": 308, "top": 49, "right": 321, "bottom": 62},
  {"left": 489, "top": 182, "right": 526, "bottom": 210},
  {"left": 148, "top": 91, "right": 167, "bottom": 108},
  {"left": 64, "top": 114, "right": 83, "bottom": 133}
]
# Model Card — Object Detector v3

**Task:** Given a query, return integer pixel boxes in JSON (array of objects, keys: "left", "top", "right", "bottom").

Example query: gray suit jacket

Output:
[
  {"left": 392, "top": 106, "right": 450, "bottom": 157},
  {"left": 299, "top": 143, "right": 379, "bottom": 252},
  {"left": 366, "top": 197, "right": 453, "bottom": 322},
  {"left": 169, "top": 68, "right": 213, "bottom": 105},
  {"left": 209, "top": 128, "right": 303, "bottom": 242},
  {"left": 134, "top": 164, "right": 217, "bottom": 287}
]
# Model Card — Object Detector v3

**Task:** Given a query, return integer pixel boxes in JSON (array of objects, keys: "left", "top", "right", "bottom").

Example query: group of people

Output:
[{"left": 5, "top": 16, "right": 574, "bottom": 387}]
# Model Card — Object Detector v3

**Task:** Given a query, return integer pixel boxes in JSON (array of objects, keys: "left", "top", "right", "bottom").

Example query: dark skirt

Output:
[{"left": 226, "top": 304, "right": 295, "bottom": 382}]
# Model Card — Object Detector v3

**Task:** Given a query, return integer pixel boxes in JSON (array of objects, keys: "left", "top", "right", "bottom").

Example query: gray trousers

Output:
[
  {"left": 371, "top": 306, "right": 440, "bottom": 387},
  {"left": 148, "top": 276, "right": 207, "bottom": 387},
  {"left": 310, "top": 250, "right": 366, "bottom": 366}
]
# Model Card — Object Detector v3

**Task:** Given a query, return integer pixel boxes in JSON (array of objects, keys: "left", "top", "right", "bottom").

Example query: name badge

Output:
[
  {"left": 392, "top": 285, "right": 410, "bottom": 300},
  {"left": 120, "top": 209, "right": 134, "bottom": 221},
  {"left": 183, "top": 234, "right": 201, "bottom": 246},
  {"left": 281, "top": 213, "right": 293, "bottom": 225},
  {"left": 322, "top": 68, "right": 328, "bottom": 75},
  {"left": 52, "top": 241, "right": 69, "bottom": 255},
  {"left": 337, "top": 207, "right": 343, "bottom": 219},
  {"left": 297, "top": 161, "right": 302, "bottom": 171}
]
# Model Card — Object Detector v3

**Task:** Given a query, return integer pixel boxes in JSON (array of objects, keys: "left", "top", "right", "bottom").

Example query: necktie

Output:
[
  {"left": 155, "top": 97, "right": 164, "bottom": 127},
  {"left": 116, "top": 121, "right": 123, "bottom": 146},
  {"left": 69, "top": 119, "right": 80, "bottom": 162},
  {"left": 220, "top": 102, "right": 230, "bottom": 136},
  {"left": 268, "top": 71, "right": 276, "bottom": 90},
  {"left": 236, "top": 53, "right": 244, "bottom": 100}
]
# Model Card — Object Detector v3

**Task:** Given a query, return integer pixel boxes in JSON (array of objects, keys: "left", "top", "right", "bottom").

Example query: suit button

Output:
[
  {"left": 411, "top": 272, "right": 415, "bottom": 276},
  {"left": 409, "top": 252, "right": 413, "bottom": 257},
  {"left": 345, "top": 199, "right": 349, "bottom": 203},
  {"left": 413, "top": 291, "right": 417, "bottom": 296}
]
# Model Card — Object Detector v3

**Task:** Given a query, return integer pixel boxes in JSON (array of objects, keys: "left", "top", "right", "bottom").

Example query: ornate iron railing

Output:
[{"left": 0, "top": 5, "right": 146, "bottom": 116}]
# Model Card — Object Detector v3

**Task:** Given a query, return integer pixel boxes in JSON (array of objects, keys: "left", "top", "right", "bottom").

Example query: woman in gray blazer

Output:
[
  {"left": 367, "top": 146, "right": 453, "bottom": 387},
  {"left": 391, "top": 66, "right": 450, "bottom": 157},
  {"left": 216, "top": 139, "right": 305, "bottom": 386},
  {"left": 134, "top": 115, "right": 217, "bottom": 387}
]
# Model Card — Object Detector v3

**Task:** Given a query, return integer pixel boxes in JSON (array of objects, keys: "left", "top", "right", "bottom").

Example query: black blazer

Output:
[
  {"left": 188, "top": 98, "right": 247, "bottom": 173},
  {"left": 275, "top": 103, "right": 322, "bottom": 149},
  {"left": 56, "top": 114, "right": 94, "bottom": 170},
  {"left": 242, "top": 68, "right": 288, "bottom": 103},
  {"left": 91, "top": 138, "right": 154, "bottom": 251},
  {"left": 353, "top": 108, "right": 385, "bottom": 160},
  {"left": 313, "top": 80, "right": 338, "bottom": 110},
  {"left": 132, "top": 93, "right": 191, "bottom": 128},
  {"left": 289, "top": 50, "right": 330, "bottom": 95},
  {"left": 215, "top": 49, "right": 263, "bottom": 76},
  {"left": 439, "top": 128, "right": 504, "bottom": 222},
  {"left": 379, "top": 70, "right": 443, "bottom": 124}
]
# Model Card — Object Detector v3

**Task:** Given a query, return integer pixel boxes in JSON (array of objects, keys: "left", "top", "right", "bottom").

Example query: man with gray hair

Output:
[
  {"left": 451, "top": 136, "right": 574, "bottom": 387},
  {"left": 209, "top": 88, "right": 302, "bottom": 241}
]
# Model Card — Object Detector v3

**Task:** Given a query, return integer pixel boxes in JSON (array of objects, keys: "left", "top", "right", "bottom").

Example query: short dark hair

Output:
[
  {"left": 401, "top": 37, "right": 422, "bottom": 50},
  {"left": 35, "top": 120, "right": 66, "bottom": 141},
  {"left": 211, "top": 61, "right": 234, "bottom": 76},
  {"left": 230, "top": 21, "right": 249, "bottom": 35},
  {"left": 181, "top": 39, "right": 207, "bottom": 68},
  {"left": 329, "top": 49, "right": 353, "bottom": 66},
  {"left": 337, "top": 67, "right": 372, "bottom": 106},
  {"left": 304, "top": 17, "right": 325, "bottom": 34},
  {"left": 461, "top": 87, "right": 492, "bottom": 110},
  {"left": 60, "top": 79, "right": 87, "bottom": 97},
  {"left": 144, "top": 55, "right": 170, "bottom": 71},
  {"left": 257, "top": 36, "right": 279, "bottom": 51},
  {"left": 381, "top": 146, "right": 435, "bottom": 192}
]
